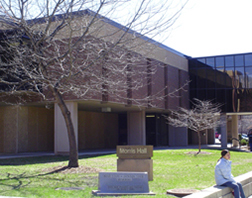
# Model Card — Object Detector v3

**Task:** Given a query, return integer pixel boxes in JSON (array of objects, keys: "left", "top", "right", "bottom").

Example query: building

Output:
[
  {"left": 0, "top": 9, "right": 250, "bottom": 155},
  {"left": 0, "top": 10, "right": 189, "bottom": 154},
  {"left": 189, "top": 53, "right": 252, "bottom": 146}
]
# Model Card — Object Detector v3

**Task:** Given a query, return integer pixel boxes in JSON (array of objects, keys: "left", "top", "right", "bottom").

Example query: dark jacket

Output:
[{"left": 248, "top": 133, "right": 252, "bottom": 143}]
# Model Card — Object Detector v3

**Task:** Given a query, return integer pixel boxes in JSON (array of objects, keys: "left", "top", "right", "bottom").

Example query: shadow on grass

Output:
[
  {"left": 0, "top": 172, "right": 32, "bottom": 190},
  {"left": 0, "top": 165, "right": 98, "bottom": 192},
  {"left": 0, "top": 153, "right": 114, "bottom": 166}
]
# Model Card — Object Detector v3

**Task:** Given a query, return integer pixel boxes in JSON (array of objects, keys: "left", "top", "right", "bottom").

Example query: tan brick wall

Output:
[
  {"left": 43, "top": 31, "right": 187, "bottom": 110},
  {"left": 151, "top": 61, "right": 165, "bottom": 109},
  {"left": 18, "top": 107, "right": 29, "bottom": 152},
  {"left": 32, "top": 12, "right": 188, "bottom": 71},
  {"left": 78, "top": 111, "right": 118, "bottom": 150},
  {"left": 167, "top": 66, "right": 180, "bottom": 110},
  {"left": 4, "top": 106, "right": 18, "bottom": 153},
  {"left": 180, "top": 70, "right": 190, "bottom": 109},
  {"left": 0, "top": 106, "right": 54, "bottom": 154},
  {"left": 36, "top": 107, "right": 54, "bottom": 152}
]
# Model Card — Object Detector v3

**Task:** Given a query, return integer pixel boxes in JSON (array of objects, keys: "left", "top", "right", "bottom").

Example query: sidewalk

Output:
[
  {"left": 0, "top": 197, "right": 24, "bottom": 198},
  {"left": 0, "top": 142, "right": 250, "bottom": 160}
]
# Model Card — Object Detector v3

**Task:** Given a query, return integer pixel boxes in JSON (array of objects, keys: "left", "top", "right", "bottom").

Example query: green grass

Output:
[{"left": 0, "top": 149, "right": 252, "bottom": 198}]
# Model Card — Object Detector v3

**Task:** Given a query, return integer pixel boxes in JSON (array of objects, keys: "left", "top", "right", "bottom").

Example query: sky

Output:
[
  {"left": 163, "top": 0, "right": 252, "bottom": 58},
  {"left": 2, "top": 0, "right": 251, "bottom": 58}
]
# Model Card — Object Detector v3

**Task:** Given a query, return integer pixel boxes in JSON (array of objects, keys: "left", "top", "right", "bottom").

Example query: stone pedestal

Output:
[
  {"left": 92, "top": 172, "right": 155, "bottom": 196},
  {"left": 116, "top": 145, "right": 153, "bottom": 181},
  {"left": 117, "top": 159, "right": 153, "bottom": 181}
]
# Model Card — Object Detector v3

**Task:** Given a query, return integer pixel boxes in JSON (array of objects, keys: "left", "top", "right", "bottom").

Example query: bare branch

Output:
[
  {"left": 0, "top": 0, "right": 188, "bottom": 166},
  {"left": 165, "top": 98, "right": 224, "bottom": 152}
]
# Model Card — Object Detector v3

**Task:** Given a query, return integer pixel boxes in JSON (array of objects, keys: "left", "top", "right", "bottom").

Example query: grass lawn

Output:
[{"left": 0, "top": 149, "right": 252, "bottom": 198}]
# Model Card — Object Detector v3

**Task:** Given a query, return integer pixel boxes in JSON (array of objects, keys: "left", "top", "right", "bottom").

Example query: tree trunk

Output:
[
  {"left": 197, "top": 131, "right": 201, "bottom": 153},
  {"left": 52, "top": 87, "right": 79, "bottom": 167}
]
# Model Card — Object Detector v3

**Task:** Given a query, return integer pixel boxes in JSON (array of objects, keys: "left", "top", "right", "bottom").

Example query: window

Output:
[
  {"left": 216, "top": 89, "right": 226, "bottom": 108},
  {"left": 245, "top": 54, "right": 252, "bottom": 66},
  {"left": 206, "top": 89, "right": 216, "bottom": 101},
  {"left": 198, "top": 89, "right": 207, "bottom": 100},
  {"left": 245, "top": 66, "right": 252, "bottom": 88},
  {"left": 216, "top": 57, "right": 224, "bottom": 70},
  {"left": 235, "top": 55, "right": 244, "bottom": 67},
  {"left": 234, "top": 67, "right": 245, "bottom": 88},
  {"left": 206, "top": 58, "right": 215, "bottom": 68},
  {"left": 197, "top": 68, "right": 207, "bottom": 89},
  {"left": 206, "top": 69, "right": 216, "bottom": 88},
  {"left": 198, "top": 58, "right": 206, "bottom": 64},
  {"left": 225, "top": 56, "right": 234, "bottom": 67}
]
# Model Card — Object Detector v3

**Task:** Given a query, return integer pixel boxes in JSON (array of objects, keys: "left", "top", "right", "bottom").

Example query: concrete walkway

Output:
[
  {"left": 0, "top": 197, "right": 25, "bottom": 198},
  {"left": 0, "top": 142, "right": 250, "bottom": 160}
]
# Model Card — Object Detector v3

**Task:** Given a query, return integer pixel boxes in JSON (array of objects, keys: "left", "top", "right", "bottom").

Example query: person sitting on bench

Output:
[{"left": 215, "top": 149, "right": 246, "bottom": 198}]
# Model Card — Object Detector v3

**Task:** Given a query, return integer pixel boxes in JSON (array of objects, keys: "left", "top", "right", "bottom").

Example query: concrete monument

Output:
[
  {"left": 117, "top": 145, "right": 153, "bottom": 181},
  {"left": 92, "top": 172, "right": 155, "bottom": 196}
]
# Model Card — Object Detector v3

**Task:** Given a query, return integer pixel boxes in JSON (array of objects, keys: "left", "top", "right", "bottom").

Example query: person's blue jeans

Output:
[{"left": 221, "top": 181, "right": 245, "bottom": 198}]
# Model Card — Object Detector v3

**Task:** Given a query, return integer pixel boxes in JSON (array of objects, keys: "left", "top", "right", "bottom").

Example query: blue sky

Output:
[{"left": 163, "top": 0, "right": 252, "bottom": 57}]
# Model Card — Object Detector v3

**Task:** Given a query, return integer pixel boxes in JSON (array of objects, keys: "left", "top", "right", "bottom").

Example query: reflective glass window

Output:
[
  {"left": 242, "top": 89, "right": 252, "bottom": 111},
  {"left": 226, "top": 89, "right": 233, "bottom": 112},
  {"left": 234, "top": 67, "right": 245, "bottom": 88},
  {"left": 225, "top": 56, "right": 234, "bottom": 67},
  {"left": 235, "top": 55, "right": 244, "bottom": 67},
  {"left": 225, "top": 66, "right": 234, "bottom": 73},
  {"left": 206, "top": 58, "right": 215, "bottom": 67},
  {"left": 239, "top": 89, "right": 248, "bottom": 112},
  {"left": 189, "top": 70, "right": 197, "bottom": 88},
  {"left": 216, "top": 89, "right": 227, "bottom": 111},
  {"left": 190, "top": 89, "right": 197, "bottom": 100},
  {"left": 206, "top": 69, "right": 216, "bottom": 88},
  {"left": 197, "top": 68, "right": 207, "bottom": 89},
  {"left": 245, "top": 66, "right": 252, "bottom": 88},
  {"left": 224, "top": 70, "right": 233, "bottom": 88},
  {"left": 216, "top": 57, "right": 224, "bottom": 70},
  {"left": 198, "top": 58, "right": 206, "bottom": 64},
  {"left": 206, "top": 89, "right": 216, "bottom": 101},
  {"left": 245, "top": 54, "right": 252, "bottom": 66},
  {"left": 215, "top": 70, "right": 228, "bottom": 88},
  {"left": 189, "top": 59, "right": 199, "bottom": 69},
  {"left": 198, "top": 89, "right": 207, "bottom": 100}
]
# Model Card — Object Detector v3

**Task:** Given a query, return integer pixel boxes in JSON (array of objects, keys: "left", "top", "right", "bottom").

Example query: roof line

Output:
[
  {"left": 190, "top": 52, "right": 252, "bottom": 59},
  {"left": 27, "top": 9, "right": 186, "bottom": 58}
]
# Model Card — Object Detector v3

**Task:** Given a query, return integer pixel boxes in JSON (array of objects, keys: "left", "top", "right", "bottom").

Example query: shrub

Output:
[{"left": 240, "top": 138, "right": 248, "bottom": 145}]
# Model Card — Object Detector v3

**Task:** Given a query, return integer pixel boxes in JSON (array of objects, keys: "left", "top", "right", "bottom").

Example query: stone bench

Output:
[{"left": 183, "top": 171, "right": 252, "bottom": 198}]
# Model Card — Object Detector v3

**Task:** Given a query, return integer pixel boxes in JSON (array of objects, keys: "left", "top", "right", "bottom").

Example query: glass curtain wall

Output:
[{"left": 189, "top": 53, "right": 252, "bottom": 113}]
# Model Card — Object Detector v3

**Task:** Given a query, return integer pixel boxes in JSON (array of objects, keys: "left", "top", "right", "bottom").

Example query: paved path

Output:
[
  {"left": 0, "top": 142, "right": 250, "bottom": 160},
  {"left": 0, "top": 197, "right": 24, "bottom": 198}
]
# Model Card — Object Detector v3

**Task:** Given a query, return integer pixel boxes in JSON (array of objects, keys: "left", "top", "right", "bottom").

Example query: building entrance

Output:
[
  {"left": 146, "top": 114, "right": 169, "bottom": 147},
  {"left": 118, "top": 114, "right": 127, "bottom": 145}
]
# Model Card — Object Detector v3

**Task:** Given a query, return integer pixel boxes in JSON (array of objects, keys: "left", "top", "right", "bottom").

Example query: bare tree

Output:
[
  {"left": 166, "top": 98, "right": 223, "bottom": 153},
  {"left": 0, "top": 0, "right": 188, "bottom": 167}
]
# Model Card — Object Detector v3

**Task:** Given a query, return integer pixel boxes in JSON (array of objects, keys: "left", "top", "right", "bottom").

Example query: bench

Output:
[{"left": 183, "top": 171, "right": 252, "bottom": 198}]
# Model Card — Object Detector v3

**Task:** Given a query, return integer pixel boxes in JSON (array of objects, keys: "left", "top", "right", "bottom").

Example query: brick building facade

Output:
[{"left": 0, "top": 10, "right": 189, "bottom": 154}]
